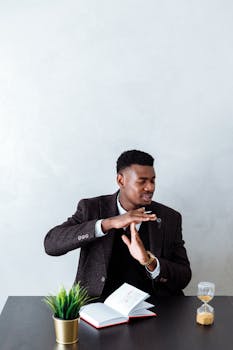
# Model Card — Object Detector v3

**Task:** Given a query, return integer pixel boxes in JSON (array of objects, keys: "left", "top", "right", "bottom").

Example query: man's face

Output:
[{"left": 117, "top": 164, "right": 156, "bottom": 210}]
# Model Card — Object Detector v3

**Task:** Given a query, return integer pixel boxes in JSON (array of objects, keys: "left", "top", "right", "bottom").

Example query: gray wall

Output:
[{"left": 1, "top": 0, "right": 233, "bottom": 313}]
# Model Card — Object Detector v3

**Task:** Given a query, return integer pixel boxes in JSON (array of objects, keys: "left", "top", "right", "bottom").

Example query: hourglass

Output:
[{"left": 196, "top": 281, "right": 215, "bottom": 325}]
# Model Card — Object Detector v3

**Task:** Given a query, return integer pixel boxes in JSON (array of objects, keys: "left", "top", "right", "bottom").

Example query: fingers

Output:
[
  {"left": 137, "top": 207, "right": 146, "bottom": 213},
  {"left": 130, "top": 222, "right": 137, "bottom": 234},
  {"left": 123, "top": 224, "right": 142, "bottom": 248},
  {"left": 132, "top": 210, "right": 157, "bottom": 222},
  {"left": 123, "top": 224, "right": 147, "bottom": 264},
  {"left": 113, "top": 208, "right": 157, "bottom": 230},
  {"left": 130, "top": 222, "right": 139, "bottom": 242},
  {"left": 129, "top": 223, "right": 146, "bottom": 254},
  {"left": 121, "top": 234, "right": 131, "bottom": 248}
]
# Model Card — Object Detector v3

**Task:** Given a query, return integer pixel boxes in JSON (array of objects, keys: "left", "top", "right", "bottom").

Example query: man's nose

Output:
[{"left": 144, "top": 182, "right": 155, "bottom": 192}]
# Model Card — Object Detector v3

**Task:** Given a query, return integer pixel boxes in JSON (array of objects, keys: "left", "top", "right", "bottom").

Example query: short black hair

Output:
[{"left": 116, "top": 150, "right": 154, "bottom": 173}]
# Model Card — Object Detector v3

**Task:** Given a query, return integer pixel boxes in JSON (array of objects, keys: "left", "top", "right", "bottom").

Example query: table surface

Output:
[{"left": 1, "top": 296, "right": 233, "bottom": 350}]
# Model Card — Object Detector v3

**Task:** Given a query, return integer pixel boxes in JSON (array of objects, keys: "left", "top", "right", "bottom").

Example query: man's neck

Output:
[{"left": 118, "top": 193, "right": 138, "bottom": 212}]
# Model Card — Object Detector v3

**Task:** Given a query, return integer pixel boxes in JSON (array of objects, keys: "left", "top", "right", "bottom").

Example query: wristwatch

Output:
[{"left": 140, "top": 251, "right": 156, "bottom": 267}]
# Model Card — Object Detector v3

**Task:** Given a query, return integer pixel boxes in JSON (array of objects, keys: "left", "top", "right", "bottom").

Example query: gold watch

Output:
[{"left": 140, "top": 251, "right": 156, "bottom": 267}]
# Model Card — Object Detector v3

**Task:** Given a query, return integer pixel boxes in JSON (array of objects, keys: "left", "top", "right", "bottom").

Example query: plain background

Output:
[{"left": 1, "top": 0, "right": 233, "bottom": 314}]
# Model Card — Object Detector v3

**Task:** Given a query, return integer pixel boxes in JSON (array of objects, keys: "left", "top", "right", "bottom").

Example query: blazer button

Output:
[
  {"left": 160, "top": 277, "right": 168, "bottom": 283},
  {"left": 101, "top": 276, "right": 105, "bottom": 283}
]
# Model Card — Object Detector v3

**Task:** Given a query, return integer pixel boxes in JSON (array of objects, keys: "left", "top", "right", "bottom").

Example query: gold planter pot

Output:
[{"left": 53, "top": 316, "right": 79, "bottom": 344}]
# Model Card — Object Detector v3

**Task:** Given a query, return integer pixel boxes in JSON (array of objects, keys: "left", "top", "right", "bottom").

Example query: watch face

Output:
[
  {"left": 146, "top": 251, "right": 156, "bottom": 267},
  {"left": 146, "top": 258, "right": 154, "bottom": 266}
]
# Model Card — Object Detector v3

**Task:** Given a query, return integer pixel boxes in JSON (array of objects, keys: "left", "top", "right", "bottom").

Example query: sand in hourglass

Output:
[
  {"left": 196, "top": 311, "right": 214, "bottom": 325},
  {"left": 198, "top": 295, "right": 213, "bottom": 303},
  {"left": 196, "top": 295, "right": 214, "bottom": 325}
]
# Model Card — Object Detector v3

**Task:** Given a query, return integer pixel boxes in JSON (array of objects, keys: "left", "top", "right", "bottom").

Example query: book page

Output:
[
  {"left": 80, "top": 302, "right": 128, "bottom": 328},
  {"left": 104, "top": 283, "right": 149, "bottom": 316},
  {"left": 132, "top": 300, "right": 154, "bottom": 312},
  {"left": 129, "top": 309, "right": 156, "bottom": 317}
]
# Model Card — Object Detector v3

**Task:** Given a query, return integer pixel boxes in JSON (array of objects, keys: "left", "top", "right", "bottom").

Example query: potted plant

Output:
[{"left": 43, "top": 283, "right": 92, "bottom": 344}]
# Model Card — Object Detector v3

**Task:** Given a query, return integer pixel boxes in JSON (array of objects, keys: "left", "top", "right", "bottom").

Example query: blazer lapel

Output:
[
  {"left": 146, "top": 203, "right": 164, "bottom": 257},
  {"left": 148, "top": 221, "right": 163, "bottom": 257}
]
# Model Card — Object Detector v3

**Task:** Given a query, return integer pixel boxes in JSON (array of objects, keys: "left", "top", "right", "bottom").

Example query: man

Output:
[{"left": 44, "top": 150, "right": 191, "bottom": 297}]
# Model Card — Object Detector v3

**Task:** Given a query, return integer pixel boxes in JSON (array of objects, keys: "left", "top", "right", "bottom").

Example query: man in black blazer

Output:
[{"left": 44, "top": 150, "right": 191, "bottom": 297}]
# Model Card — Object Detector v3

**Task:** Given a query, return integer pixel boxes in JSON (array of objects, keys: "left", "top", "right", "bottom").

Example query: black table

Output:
[{"left": 0, "top": 296, "right": 233, "bottom": 350}]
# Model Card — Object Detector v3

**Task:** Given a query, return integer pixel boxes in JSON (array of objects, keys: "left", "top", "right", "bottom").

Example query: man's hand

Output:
[
  {"left": 101, "top": 208, "right": 157, "bottom": 232},
  {"left": 121, "top": 222, "right": 155, "bottom": 266}
]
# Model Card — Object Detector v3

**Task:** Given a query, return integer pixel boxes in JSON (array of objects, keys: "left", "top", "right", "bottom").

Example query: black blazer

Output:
[{"left": 44, "top": 192, "right": 191, "bottom": 296}]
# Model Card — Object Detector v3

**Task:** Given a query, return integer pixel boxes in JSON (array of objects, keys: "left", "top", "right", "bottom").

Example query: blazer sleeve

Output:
[
  {"left": 44, "top": 199, "right": 100, "bottom": 256},
  {"left": 153, "top": 212, "right": 192, "bottom": 293}
]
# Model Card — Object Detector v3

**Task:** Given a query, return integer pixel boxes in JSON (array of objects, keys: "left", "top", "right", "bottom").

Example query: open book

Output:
[{"left": 80, "top": 283, "right": 156, "bottom": 328}]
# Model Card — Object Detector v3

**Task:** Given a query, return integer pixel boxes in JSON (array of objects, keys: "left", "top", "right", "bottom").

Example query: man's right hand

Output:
[{"left": 101, "top": 208, "right": 157, "bottom": 233}]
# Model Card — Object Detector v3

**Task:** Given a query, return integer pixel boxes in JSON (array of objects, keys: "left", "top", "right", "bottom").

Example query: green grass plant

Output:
[{"left": 43, "top": 283, "right": 92, "bottom": 320}]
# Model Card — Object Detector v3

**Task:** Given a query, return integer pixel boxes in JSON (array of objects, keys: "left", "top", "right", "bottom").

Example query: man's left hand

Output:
[{"left": 121, "top": 222, "right": 151, "bottom": 265}]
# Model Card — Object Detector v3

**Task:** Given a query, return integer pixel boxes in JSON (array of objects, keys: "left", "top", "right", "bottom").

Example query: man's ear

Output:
[{"left": 117, "top": 173, "right": 124, "bottom": 188}]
